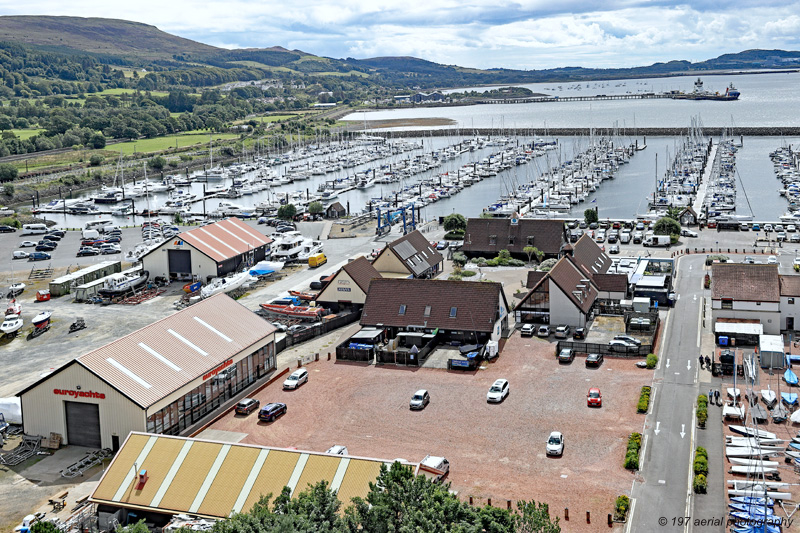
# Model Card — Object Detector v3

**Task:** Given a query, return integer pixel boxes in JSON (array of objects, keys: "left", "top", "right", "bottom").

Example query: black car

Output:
[
  {"left": 258, "top": 402, "right": 287, "bottom": 422},
  {"left": 35, "top": 243, "right": 56, "bottom": 252},
  {"left": 572, "top": 328, "right": 586, "bottom": 340},
  {"left": 586, "top": 353, "right": 604, "bottom": 367},
  {"left": 42, "top": 234, "right": 62, "bottom": 242},
  {"left": 235, "top": 398, "right": 260, "bottom": 415},
  {"left": 275, "top": 225, "right": 295, "bottom": 233},
  {"left": 76, "top": 248, "right": 100, "bottom": 257},
  {"left": 0, "top": 225, "right": 16, "bottom": 233},
  {"left": 47, "top": 230, "right": 66, "bottom": 237},
  {"left": 28, "top": 251, "right": 51, "bottom": 261}
]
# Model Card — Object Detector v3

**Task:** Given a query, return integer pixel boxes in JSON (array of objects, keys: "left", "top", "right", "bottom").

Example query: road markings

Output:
[
  {"left": 687, "top": 360, "right": 691, "bottom": 371},
  {"left": 659, "top": 480, "right": 666, "bottom": 484},
  {"left": 693, "top": 294, "right": 697, "bottom": 301},
  {"left": 684, "top": 402, "right": 699, "bottom": 533},
  {"left": 680, "top": 424, "right": 686, "bottom": 438},
  {"left": 625, "top": 498, "right": 636, "bottom": 533},
  {"left": 696, "top": 298, "right": 703, "bottom": 347},
  {"left": 666, "top": 358, "right": 670, "bottom": 368},
  {"left": 654, "top": 421, "right": 661, "bottom": 435}
]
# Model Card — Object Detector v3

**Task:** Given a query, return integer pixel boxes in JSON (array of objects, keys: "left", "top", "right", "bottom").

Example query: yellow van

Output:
[{"left": 308, "top": 253, "right": 327, "bottom": 268}]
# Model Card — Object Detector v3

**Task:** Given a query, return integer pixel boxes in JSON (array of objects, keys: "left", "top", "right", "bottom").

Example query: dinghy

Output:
[
  {"left": 729, "top": 465, "right": 778, "bottom": 475},
  {"left": 726, "top": 446, "right": 782, "bottom": 457},
  {"left": 785, "top": 367, "right": 798, "bottom": 386},
  {"left": 729, "top": 458, "right": 780, "bottom": 467},
  {"left": 730, "top": 496, "right": 773, "bottom": 507},
  {"left": 782, "top": 392, "right": 798, "bottom": 405},
  {"left": 771, "top": 404, "right": 788, "bottom": 422},
  {"left": 761, "top": 388, "right": 777, "bottom": 408},
  {"left": 729, "top": 426, "right": 776, "bottom": 439},
  {"left": 752, "top": 404, "right": 768, "bottom": 422},
  {"left": 723, "top": 403, "right": 746, "bottom": 420},
  {"left": 727, "top": 437, "right": 785, "bottom": 446},
  {"left": 728, "top": 489, "right": 792, "bottom": 499},
  {"left": 792, "top": 409, "right": 800, "bottom": 424},
  {"left": 728, "top": 387, "right": 742, "bottom": 399}
]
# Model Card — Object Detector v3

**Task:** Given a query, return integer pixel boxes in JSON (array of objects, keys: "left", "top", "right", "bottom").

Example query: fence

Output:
[
  {"left": 555, "top": 340, "right": 653, "bottom": 358},
  {"left": 376, "top": 334, "right": 438, "bottom": 366},
  {"left": 272, "top": 310, "right": 361, "bottom": 355}
]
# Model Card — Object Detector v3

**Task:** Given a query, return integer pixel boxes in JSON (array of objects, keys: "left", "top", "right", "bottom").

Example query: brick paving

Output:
[{"left": 208, "top": 333, "right": 648, "bottom": 530}]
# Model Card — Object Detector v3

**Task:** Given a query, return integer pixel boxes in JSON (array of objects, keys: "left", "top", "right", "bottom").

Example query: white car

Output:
[
  {"left": 19, "top": 240, "right": 37, "bottom": 247},
  {"left": 520, "top": 324, "right": 536, "bottom": 337},
  {"left": 608, "top": 339, "right": 637, "bottom": 352},
  {"left": 680, "top": 229, "right": 698, "bottom": 238},
  {"left": 546, "top": 431, "right": 564, "bottom": 456},
  {"left": 12, "top": 250, "right": 29, "bottom": 259},
  {"left": 487, "top": 378, "right": 509, "bottom": 403},
  {"left": 788, "top": 225, "right": 797, "bottom": 233},
  {"left": 283, "top": 368, "right": 308, "bottom": 389},
  {"left": 326, "top": 445, "right": 349, "bottom": 455},
  {"left": 768, "top": 255, "right": 778, "bottom": 264}
]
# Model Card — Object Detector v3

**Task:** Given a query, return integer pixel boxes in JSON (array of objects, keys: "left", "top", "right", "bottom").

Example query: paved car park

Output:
[{"left": 207, "top": 333, "right": 649, "bottom": 529}]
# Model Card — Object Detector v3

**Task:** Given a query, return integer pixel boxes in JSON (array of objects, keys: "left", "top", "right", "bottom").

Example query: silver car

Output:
[
  {"left": 410, "top": 389, "right": 430, "bottom": 410},
  {"left": 283, "top": 368, "right": 308, "bottom": 389}
]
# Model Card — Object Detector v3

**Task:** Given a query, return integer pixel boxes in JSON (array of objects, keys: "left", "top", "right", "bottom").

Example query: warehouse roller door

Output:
[
  {"left": 65, "top": 401, "right": 101, "bottom": 448},
  {"left": 168, "top": 249, "right": 192, "bottom": 277}
]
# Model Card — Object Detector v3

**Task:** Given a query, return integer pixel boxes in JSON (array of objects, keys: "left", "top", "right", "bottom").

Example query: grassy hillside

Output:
[{"left": 0, "top": 15, "right": 220, "bottom": 60}]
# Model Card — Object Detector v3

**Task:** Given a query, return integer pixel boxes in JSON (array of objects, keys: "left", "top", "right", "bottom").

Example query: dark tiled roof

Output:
[
  {"left": 462, "top": 218, "right": 566, "bottom": 256},
  {"left": 342, "top": 256, "right": 382, "bottom": 293},
  {"left": 571, "top": 234, "right": 612, "bottom": 275},
  {"left": 548, "top": 257, "right": 598, "bottom": 314},
  {"left": 711, "top": 264, "right": 779, "bottom": 302},
  {"left": 383, "top": 230, "right": 444, "bottom": 277},
  {"left": 327, "top": 202, "right": 346, "bottom": 214},
  {"left": 526, "top": 271, "right": 547, "bottom": 289},
  {"left": 592, "top": 273, "right": 629, "bottom": 292},
  {"left": 780, "top": 275, "right": 800, "bottom": 297},
  {"left": 360, "top": 279, "right": 506, "bottom": 332}
]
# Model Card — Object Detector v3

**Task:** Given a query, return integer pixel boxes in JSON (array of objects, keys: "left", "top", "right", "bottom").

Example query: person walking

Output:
[
  {"left": 715, "top": 389, "right": 721, "bottom": 406},
  {"left": 709, "top": 388, "right": 714, "bottom": 402},
  {"left": 705, "top": 355, "right": 712, "bottom": 370},
  {"left": 699, "top": 354, "right": 705, "bottom": 369}
]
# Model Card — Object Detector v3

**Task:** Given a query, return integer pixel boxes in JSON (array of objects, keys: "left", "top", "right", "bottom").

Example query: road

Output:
[{"left": 629, "top": 253, "right": 706, "bottom": 531}]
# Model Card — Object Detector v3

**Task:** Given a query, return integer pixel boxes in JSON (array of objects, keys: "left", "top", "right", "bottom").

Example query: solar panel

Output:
[{"left": 394, "top": 240, "right": 417, "bottom": 260}]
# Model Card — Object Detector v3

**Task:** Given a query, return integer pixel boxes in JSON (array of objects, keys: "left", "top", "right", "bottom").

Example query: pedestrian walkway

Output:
[{"left": 692, "top": 142, "right": 719, "bottom": 215}]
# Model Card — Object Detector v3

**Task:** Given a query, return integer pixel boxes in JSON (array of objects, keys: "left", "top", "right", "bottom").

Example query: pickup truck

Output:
[{"left": 417, "top": 455, "right": 450, "bottom": 482}]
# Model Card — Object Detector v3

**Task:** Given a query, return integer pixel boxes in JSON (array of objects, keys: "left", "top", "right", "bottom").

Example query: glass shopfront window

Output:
[{"left": 146, "top": 341, "right": 276, "bottom": 436}]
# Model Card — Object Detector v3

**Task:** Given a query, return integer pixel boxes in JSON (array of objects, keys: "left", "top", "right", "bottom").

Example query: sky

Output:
[{"left": 2, "top": 1, "right": 800, "bottom": 69}]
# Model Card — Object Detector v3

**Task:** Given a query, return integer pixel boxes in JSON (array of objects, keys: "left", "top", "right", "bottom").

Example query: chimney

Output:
[{"left": 135, "top": 469, "right": 149, "bottom": 490}]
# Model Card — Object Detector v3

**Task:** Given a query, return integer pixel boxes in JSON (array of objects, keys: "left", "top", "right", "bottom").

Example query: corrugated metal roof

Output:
[
  {"left": 77, "top": 294, "right": 275, "bottom": 408},
  {"left": 181, "top": 217, "right": 272, "bottom": 262},
  {"left": 90, "top": 433, "right": 412, "bottom": 519}
]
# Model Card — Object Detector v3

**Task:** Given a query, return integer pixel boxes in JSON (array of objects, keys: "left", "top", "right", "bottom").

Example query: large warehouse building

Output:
[
  {"left": 17, "top": 294, "right": 276, "bottom": 450},
  {"left": 141, "top": 217, "right": 272, "bottom": 282}
]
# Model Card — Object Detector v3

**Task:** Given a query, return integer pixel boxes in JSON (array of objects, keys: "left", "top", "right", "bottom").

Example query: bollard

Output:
[
  {"left": 315, "top": 352, "right": 319, "bottom": 362},
  {"left": 327, "top": 352, "right": 331, "bottom": 361},
  {"left": 586, "top": 511, "right": 591, "bottom": 523},
  {"left": 488, "top": 498, "right": 492, "bottom": 507},
  {"left": 565, "top": 508, "right": 569, "bottom": 521},
  {"left": 297, "top": 357, "right": 302, "bottom": 369},
  {"left": 469, "top": 496, "right": 473, "bottom": 506},
  {"left": 507, "top": 500, "right": 511, "bottom": 510},
  {"left": 608, "top": 513, "right": 613, "bottom": 526}
]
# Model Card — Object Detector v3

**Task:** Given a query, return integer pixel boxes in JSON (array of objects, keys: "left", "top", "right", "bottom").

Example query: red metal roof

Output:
[
  {"left": 76, "top": 294, "right": 275, "bottom": 408},
  {"left": 180, "top": 217, "right": 272, "bottom": 262}
]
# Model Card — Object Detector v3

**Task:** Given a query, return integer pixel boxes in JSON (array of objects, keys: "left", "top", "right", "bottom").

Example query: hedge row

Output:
[
  {"left": 637, "top": 386, "right": 652, "bottom": 414},
  {"left": 693, "top": 446, "right": 708, "bottom": 493},
  {"left": 624, "top": 432, "right": 642, "bottom": 470},
  {"left": 614, "top": 495, "right": 630, "bottom": 521},
  {"left": 697, "top": 394, "right": 708, "bottom": 428}
]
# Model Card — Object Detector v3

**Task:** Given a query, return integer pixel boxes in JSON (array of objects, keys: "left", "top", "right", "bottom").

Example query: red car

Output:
[{"left": 587, "top": 388, "right": 602, "bottom": 407}]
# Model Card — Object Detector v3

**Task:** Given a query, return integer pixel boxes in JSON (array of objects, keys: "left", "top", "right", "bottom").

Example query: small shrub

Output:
[
  {"left": 452, "top": 252, "right": 467, "bottom": 267},
  {"left": 693, "top": 456, "right": 708, "bottom": 476},
  {"left": 486, "top": 259, "right": 499, "bottom": 267},
  {"left": 461, "top": 270, "right": 476, "bottom": 277},
  {"left": 2, "top": 183, "right": 13, "bottom": 196},
  {"left": 614, "top": 495, "right": 630, "bottom": 521},
  {"left": 507, "top": 258, "right": 525, "bottom": 267},
  {"left": 448, "top": 273, "right": 462, "bottom": 281},
  {"left": 637, "top": 387, "right": 651, "bottom": 414},
  {"left": 697, "top": 394, "right": 708, "bottom": 427},
  {"left": 0, "top": 216, "right": 20, "bottom": 228},
  {"left": 624, "top": 452, "right": 639, "bottom": 470},
  {"left": 624, "top": 433, "right": 643, "bottom": 470},
  {"left": 693, "top": 474, "right": 707, "bottom": 494},
  {"left": 539, "top": 258, "right": 557, "bottom": 271},
  {"left": 696, "top": 446, "right": 708, "bottom": 459},
  {"left": 646, "top": 353, "right": 658, "bottom": 369},
  {"left": 89, "top": 154, "right": 104, "bottom": 166}
]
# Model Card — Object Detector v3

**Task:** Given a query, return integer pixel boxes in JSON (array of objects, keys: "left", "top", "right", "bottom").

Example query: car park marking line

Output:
[
  {"left": 113, "top": 435, "right": 158, "bottom": 502},
  {"left": 232, "top": 449, "right": 270, "bottom": 513},
  {"left": 648, "top": 388, "right": 657, "bottom": 415},
  {"left": 189, "top": 444, "right": 231, "bottom": 513},
  {"left": 625, "top": 498, "right": 636, "bottom": 533},
  {"left": 286, "top": 453, "right": 310, "bottom": 497},
  {"left": 330, "top": 458, "right": 351, "bottom": 493},
  {"left": 151, "top": 440, "right": 194, "bottom": 508}
]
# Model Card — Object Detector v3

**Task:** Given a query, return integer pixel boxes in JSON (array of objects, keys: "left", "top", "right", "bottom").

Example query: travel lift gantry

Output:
[{"left": 376, "top": 203, "right": 417, "bottom": 236}]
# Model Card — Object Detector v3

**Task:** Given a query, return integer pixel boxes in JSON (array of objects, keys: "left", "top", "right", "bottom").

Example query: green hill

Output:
[{"left": 0, "top": 15, "right": 220, "bottom": 60}]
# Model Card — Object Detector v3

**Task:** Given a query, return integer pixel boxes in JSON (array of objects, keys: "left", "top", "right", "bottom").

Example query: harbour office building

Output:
[{"left": 17, "top": 294, "right": 276, "bottom": 450}]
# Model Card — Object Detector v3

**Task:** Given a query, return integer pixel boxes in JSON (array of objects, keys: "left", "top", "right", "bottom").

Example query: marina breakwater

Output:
[{"left": 360, "top": 126, "right": 800, "bottom": 137}]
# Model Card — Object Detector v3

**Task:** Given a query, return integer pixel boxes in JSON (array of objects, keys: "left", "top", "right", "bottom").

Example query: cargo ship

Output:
[{"left": 666, "top": 78, "right": 740, "bottom": 101}]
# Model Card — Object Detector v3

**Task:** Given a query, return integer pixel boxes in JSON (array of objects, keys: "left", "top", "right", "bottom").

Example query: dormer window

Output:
[
  {"left": 424, "top": 305, "right": 431, "bottom": 317},
  {"left": 399, "top": 305, "right": 407, "bottom": 315}
]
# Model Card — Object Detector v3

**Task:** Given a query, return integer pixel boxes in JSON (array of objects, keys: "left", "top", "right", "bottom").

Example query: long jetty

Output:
[{"left": 475, "top": 93, "right": 668, "bottom": 104}]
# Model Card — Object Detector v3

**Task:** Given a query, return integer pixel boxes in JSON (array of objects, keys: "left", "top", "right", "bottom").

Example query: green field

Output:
[
  {"left": 316, "top": 71, "right": 369, "bottom": 78},
  {"left": 229, "top": 61, "right": 296, "bottom": 73},
  {"left": 93, "top": 88, "right": 170, "bottom": 97},
  {"left": 8, "top": 128, "right": 45, "bottom": 140},
  {"left": 107, "top": 133, "right": 239, "bottom": 155}
]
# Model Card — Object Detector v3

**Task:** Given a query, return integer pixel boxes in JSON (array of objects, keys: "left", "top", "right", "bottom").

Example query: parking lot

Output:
[{"left": 207, "top": 333, "right": 649, "bottom": 529}]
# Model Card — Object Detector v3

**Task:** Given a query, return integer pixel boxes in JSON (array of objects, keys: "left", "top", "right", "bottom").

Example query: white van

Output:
[
  {"left": 81, "top": 229, "right": 100, "bottom": 240},
  {"left": 84, "top": 219, "right": 114, "bottom": 232},
  {"left": 21, "top": 224, "right": 48, "bottom": 235}
]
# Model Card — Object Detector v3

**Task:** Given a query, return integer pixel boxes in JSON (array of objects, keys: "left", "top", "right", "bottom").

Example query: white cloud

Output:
[{"left": 1, "top": 0, "right": 800, "bottom": 68}]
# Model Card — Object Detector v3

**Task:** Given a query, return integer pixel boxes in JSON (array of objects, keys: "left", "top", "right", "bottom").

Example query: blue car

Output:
[
  {"left": 258, "top": 402, "right": 287, "bottom": 422},
  {"left": 28, "top": 252, "right": 51, "bottom": 261}
]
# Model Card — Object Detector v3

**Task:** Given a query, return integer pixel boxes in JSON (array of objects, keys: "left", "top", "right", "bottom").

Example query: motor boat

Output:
[
  {"left": 7, "top": 283, "right": 25, "bottom": 297},
  {"left": 0, "top": 314, "right": 23, "bottom": 336},
  {"left": 6, "top": 298, "right": 21, "bottom": 316},
  {"left": 97, "top": 270, "right": 150, "bottom": 298},
  {"left": 201, "top": 270, "right": 255, "bottom": 299},
  {"left": 32, "top": 310, "right": 52, "bottom": 329}
]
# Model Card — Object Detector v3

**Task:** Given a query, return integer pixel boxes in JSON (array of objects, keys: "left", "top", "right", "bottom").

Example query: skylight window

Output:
[
  {"left": 399, "top": 305, "right": 407, "bottom": 315},
  {"left": 449, "top": 307, "right": 457, "bottom": 318}
]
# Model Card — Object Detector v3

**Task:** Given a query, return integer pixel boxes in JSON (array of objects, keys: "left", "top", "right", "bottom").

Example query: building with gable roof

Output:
[
  {"left": 17, "top": 294, "right": 276, "bottom": 450},
  {"left": 141, "top": 217, "right": 272, "bottom": 282},
  {"left": 315, "top": 256, "right": 382, "bottom": 312},
  {"left": 711, "top": 263, "right": 780, "bottom": 334},
  {"left": 461, "top": 218, "right": 567, "bottom": 260},
  {"left": 515, "top": 256, "right": 598, "bottom": 327},
  {"left": 372, "top": 230, "right": 443, "bottom": 279}
]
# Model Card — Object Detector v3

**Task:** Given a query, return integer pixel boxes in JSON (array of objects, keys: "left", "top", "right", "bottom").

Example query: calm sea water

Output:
[{"left": 343, "top": 71, "right": 800, "bottom": 130}]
